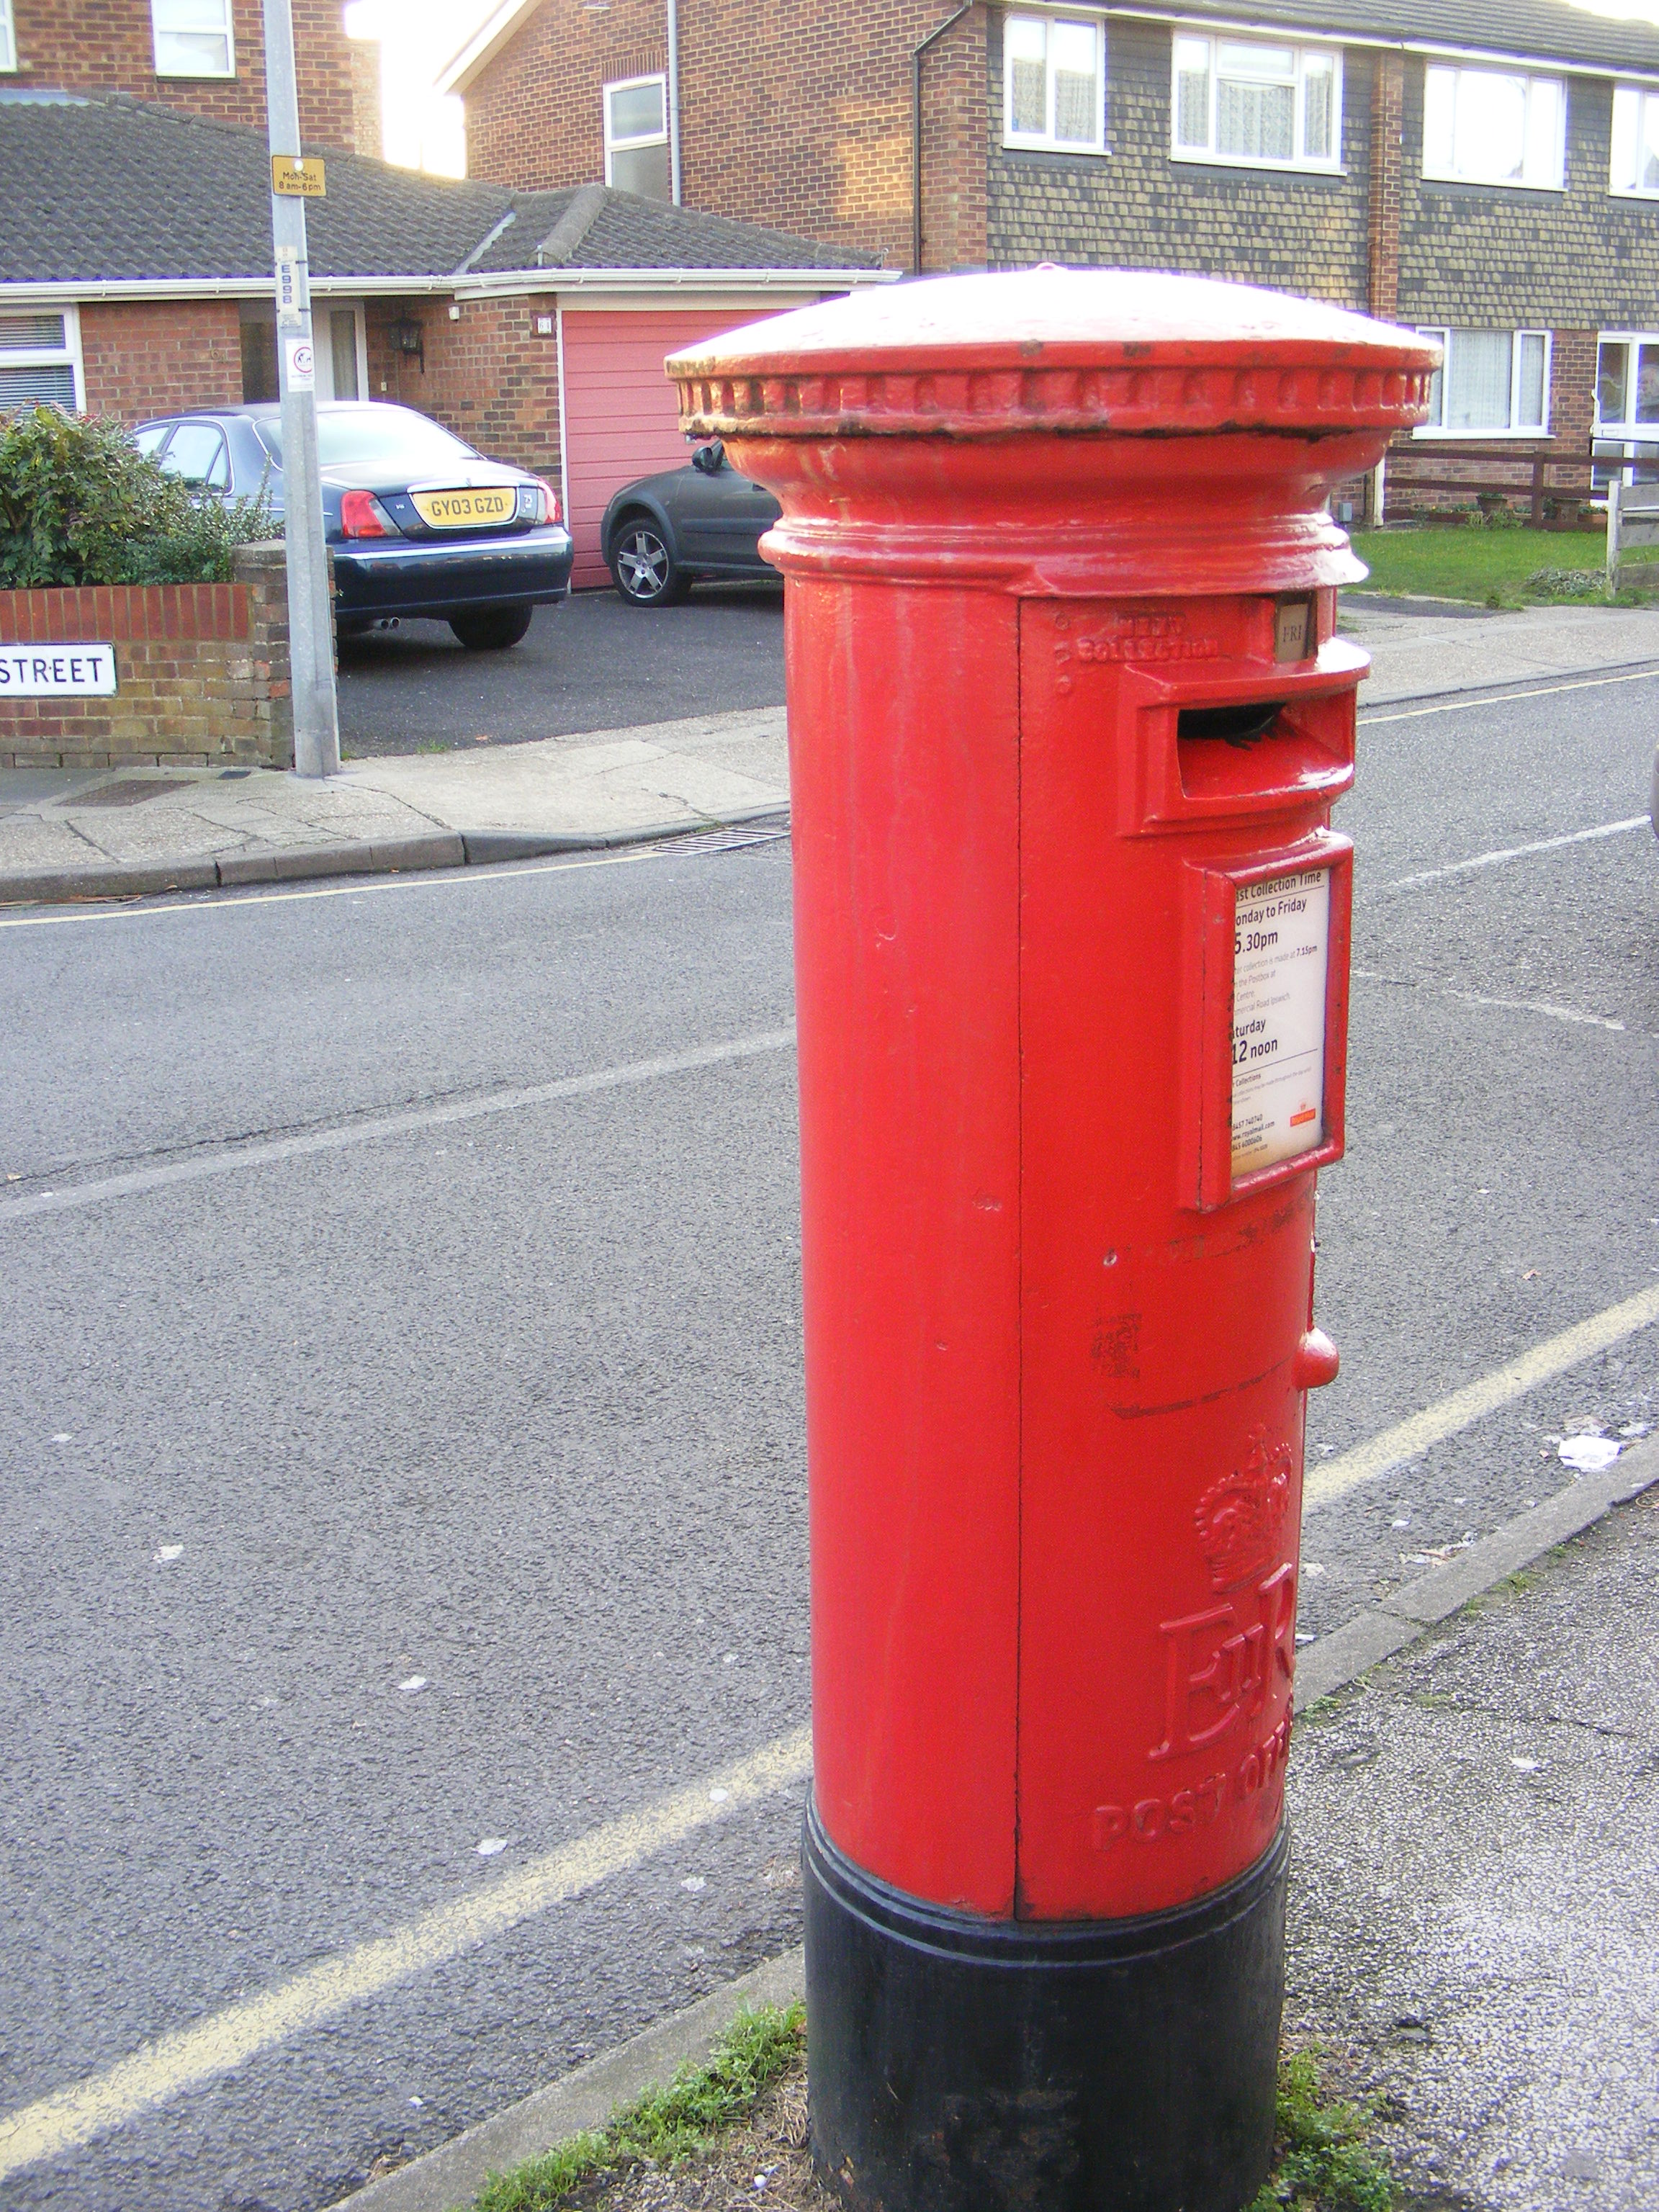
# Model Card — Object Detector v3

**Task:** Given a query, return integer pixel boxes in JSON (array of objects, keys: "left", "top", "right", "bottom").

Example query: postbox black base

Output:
[{"left": 803, "top": 1802, "right": 1289, "bottom": 2212}]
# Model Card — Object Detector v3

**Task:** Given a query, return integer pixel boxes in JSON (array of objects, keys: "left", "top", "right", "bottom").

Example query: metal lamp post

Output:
[{"left": 263, "top": 0, "right": 341, "bottom": 779}]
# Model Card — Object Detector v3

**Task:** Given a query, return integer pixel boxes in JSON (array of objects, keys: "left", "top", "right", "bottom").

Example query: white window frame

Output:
[
  {"left": 0, "top": 2, "right": 17, "bottom": 75},
  {"left": 1412, "top": 325, "right": 1552, "bottom": 439},
  {"left": 150, "top": 0, "right": 235, "bottom": 81},
  {"left": 1169, "top": 28, "right": 1342, "bottom": 174},
  {"left": 1609, "top": 83, "right": 1659, "bottom": 199},
  {"left": 1002, "top": 14, "right": 1107, "bottom": 156},
  {"left": 603, "top": 73, "right": 669, "bottom": 189},
  {"left": 1421, "top": 63, "right": 1565, "bottom": 191},
  {"left": 1591, "top": 330, "right": 1659, "bottom": 491},
  {"left": 0, "top": 304, "right": 84, "bottom": 413}
]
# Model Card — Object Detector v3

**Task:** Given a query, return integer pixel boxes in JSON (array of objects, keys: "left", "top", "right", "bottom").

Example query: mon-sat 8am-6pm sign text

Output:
[{"left": 0, "top": 644, "right": 117, "bottom": 696}]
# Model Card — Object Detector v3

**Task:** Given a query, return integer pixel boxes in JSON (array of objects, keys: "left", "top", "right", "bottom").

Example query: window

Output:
[
  {"left": 1610, "top": 84, "right": 1659, "bottom": 197},
  {"left": 1172, "top": 32, "right": 1340, "bottom": 169},
  {"left": 0, "top": 2, "right": 16, "bottom": 73},
  {"left": 1421, "top": 64, "right": 1564, "bottom": 189},
  {"left": 158, "top": 422, "right": 230, "bottom": 489},
  {"left": 1592, "top": 333, "right": 1659, "bottom": 490},
  {"left": 604, "top": 76, "right": 670, "bottom": 199},
  {"left": 0, "top": 310, "right": 81, "bottom": 413},
  {"left": 151, "top": 0, "right": 234, "bottom": 79},
  {"left": 1414, "top": 327, "right": 1550, "bottom": 435},
  {"left": 1003, "top": 16, "right": 1104, "bottom": 153}
]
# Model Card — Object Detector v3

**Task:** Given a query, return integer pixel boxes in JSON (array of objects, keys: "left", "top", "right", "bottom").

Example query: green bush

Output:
[{"left": 0, "top": 404, "right": 274, "bottom": 589}]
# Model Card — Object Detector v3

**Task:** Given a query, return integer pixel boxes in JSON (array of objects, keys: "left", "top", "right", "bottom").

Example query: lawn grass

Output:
[{"left": 1348, "top": 523, "right": 1659, "bottom": 605}]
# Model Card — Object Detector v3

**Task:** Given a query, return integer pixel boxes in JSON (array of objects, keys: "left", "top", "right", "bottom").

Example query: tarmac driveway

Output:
[{"left": 336, "top": 582, "right": 785, "bottom": 759}]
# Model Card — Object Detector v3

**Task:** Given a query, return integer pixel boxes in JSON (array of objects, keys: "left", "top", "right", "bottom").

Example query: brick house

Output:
[
  {"left": 446, "top": 0, "right": 1659, "bottom": 518},
  {"left": 0, "top": 0, "right": 378, "bottom": 150},
  {"left": 0, "top": 89, "right": 886, "bottom": 582}
]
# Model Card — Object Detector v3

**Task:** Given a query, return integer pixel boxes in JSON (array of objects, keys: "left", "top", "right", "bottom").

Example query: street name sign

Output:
[{"left": 0, "top": 643, "right": 117, "bottom": 696}]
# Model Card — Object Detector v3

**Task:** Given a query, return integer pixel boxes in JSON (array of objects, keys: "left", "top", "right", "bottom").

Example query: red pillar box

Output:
[{"left": 670, "top": 273, "right": 1437, "bottom": 2212}]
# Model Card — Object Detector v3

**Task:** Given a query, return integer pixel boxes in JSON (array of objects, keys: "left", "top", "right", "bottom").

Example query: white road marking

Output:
[
  {"left": 0, "top": 1028, "right": 798, "bottom": 1223},
  {"left": 1352, "top": 968, "right": 1628, "bottom": 1033},
  {"left": 0, "top": 1727, "right": 812, "bottom": 2182},
  {"left": 1357, "top": 665, "right": 1659, "bottom": 725},
  {"left": 0, "top": 827, "right": 788, "bottom": 931},
  {"left": 1305, "top": 1282, "right": 1659, "bottom": 1510},
  {"left": 6, "top": 1284, "right": 1659, "bottom": 2174},
  {"left": 1375, "top": 816, "right": 1649, "bottom": 894}
]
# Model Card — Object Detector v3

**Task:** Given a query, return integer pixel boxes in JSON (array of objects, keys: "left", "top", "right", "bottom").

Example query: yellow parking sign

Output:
[{"left": 271, "top": 155, "right": 326, "bottom": 198}]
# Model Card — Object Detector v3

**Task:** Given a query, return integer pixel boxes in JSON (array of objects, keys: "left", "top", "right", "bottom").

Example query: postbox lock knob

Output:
[{"left": 1292, "top": 1328, "right": 1341, "bottom": 1390}]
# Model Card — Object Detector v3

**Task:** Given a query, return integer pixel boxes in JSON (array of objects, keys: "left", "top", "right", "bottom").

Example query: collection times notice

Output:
[{"left": 1230, "top": 868, "right": 1331, "bottom": 1179}]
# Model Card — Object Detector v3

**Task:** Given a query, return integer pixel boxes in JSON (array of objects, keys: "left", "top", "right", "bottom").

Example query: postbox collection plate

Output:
[{"left": 1184, "top": 837, "right": 1354, "bottom": 1212}]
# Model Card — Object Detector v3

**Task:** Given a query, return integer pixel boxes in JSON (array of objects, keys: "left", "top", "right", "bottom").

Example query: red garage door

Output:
[{"left": 560, "top": 305, "right": 776, "bottom": 589}]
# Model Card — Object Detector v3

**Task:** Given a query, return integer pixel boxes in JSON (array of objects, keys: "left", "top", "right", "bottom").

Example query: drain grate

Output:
[{"left": 71, "top": 778, "right": 195, "bottom": 809}]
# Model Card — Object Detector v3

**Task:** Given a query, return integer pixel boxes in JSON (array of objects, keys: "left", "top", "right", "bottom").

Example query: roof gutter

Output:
[
  {"left": 1093, "top": 4, "right": 1659, "bottom": 84},
  {"left": 0, "top": 274, "right": 472, "bottom": 305},
  {"left": 0, "top": 266, "right": 898, "bottom": 310},
  {"left": 451, "top": 264, "right": 901, "bottom": 300}
]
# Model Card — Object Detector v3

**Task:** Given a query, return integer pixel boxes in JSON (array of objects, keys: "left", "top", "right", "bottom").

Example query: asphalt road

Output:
[
  {"left": 336, "top": 583, "right": 784, "bottom": 758},
  {"left": 0, "top": 664, "right": 1655, "bottom": 2210}
]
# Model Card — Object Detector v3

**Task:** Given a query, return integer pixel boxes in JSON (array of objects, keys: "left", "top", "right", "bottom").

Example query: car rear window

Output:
[{"left": 256, "top": 410, "right": 478, "bottom": 474}]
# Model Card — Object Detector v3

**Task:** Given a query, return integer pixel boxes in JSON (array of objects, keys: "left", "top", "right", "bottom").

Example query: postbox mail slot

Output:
[
  {"left": 1119, "top": 651, "right": 1362, "bottom": 834},
  {"left": 1174, "top": 693, "right": 1353, "bottom": 812}
]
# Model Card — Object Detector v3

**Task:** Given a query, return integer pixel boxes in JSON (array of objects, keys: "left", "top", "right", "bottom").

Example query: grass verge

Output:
[
  {"left": 464, "top": 2015, "right": 1391, "bottom": 2212},
  {"left": 1249, "top": 2049, "right": 1397, "bottom": 2212},
  {"left": 1348, "top": 523, "right": 1659, "bottom": 606},
  {"left": 469, "top": 2002, "right": 806, "bottom": 2212}
]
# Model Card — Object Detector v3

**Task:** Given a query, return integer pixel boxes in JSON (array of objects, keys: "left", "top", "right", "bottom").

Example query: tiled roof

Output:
[
  {"left": 0, "top": 90, "right": 875, "bottom": 289},
  {"left": 1123, "top": 0, "right": 1659, "bottom": 74}
]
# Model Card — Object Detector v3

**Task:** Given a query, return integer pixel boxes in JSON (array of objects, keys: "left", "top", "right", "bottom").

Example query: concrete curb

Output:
[
  {"left": 1295, "top": 1429, "right": 1659, "bottom": 1702},
  {"left": 328, "top": 1434, "right": 1659, "bottom": 2212},
  {"left": 0, "top": 806, "right": 792, "bottom": 907},
  {"left": 333, "top": 1949, "right": 806, "bottom": 2212},
  {"left": 1352, "top": 650, "right": 1659, "bottom": 714}
]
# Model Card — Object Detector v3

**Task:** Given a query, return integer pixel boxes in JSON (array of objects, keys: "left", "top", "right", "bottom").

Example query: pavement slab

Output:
[
  {"left": 1285, "top": 1489, "right": 1659, "bottom": 2211},
  {"left": 1340, "top": 598, "right": 1659, "bottom": 704},
  {"left": 1, "top": 607, "right": 1655, "bottom": 902}
]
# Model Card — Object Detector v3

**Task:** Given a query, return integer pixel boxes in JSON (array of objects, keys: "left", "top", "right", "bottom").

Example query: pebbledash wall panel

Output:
[
  {"left": 559, "top": 305, "right": 770, "bottom": 586},
  {"left": 0, "top": 544, "right": 293, "bottom": 770},
  {"left": 985, "top": 16, "right": 1372, "bottom": 307}
]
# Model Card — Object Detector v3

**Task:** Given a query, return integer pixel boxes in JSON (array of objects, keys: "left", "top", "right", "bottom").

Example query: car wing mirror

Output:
[{"left": 691, "top": 439, "right": 725, "bottom": 475}]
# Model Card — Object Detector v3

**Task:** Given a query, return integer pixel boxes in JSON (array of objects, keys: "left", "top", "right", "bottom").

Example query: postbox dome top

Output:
[{"left": 670, "top": 266, "right": 1439, "bottom": 442}]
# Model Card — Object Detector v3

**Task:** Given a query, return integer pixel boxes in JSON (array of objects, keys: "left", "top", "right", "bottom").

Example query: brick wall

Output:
[
  {"left": 0, "top": 542, "right": 293, "bottom": 770},
  {"left": 919, "top": 6, "right": 988, "bottom": 271},
  {"left": 985, "top": 16, "right": 1371, "bottom": 304},
  {"left": 364, "top": 298, "right": 563, "bottom": 481},
  {"left": 1367, "top": 50, "right": 1403, "bottom": 319},
  {"left": 79, "top": 299, "right": 244, "bottom": 422},
  {"left": 7, "top": 0, "right": 359, "bottom": 149},
  {"left": 464, "top": 0, "right": 665, "bottom": 195},
  {"left": 464, "top": 0, "right": 971, "bottom": 270}
]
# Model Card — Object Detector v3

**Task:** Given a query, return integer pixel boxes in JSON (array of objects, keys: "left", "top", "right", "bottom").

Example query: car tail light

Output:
[
  {"left": 534, "top": 476, "right": 562, "bottom": 526},
  {"left": 340, "top": 490, "right": 397, "bottom": 539}
]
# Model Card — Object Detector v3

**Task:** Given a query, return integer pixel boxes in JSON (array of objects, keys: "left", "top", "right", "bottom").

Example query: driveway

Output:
[{"left": 337, "top": 583, "right": 784, "bottom": 759}]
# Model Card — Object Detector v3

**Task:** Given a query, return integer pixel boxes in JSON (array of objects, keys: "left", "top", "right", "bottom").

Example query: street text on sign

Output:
[
  {"left": 271, "top": 156, "right": 326, "bottom": 198},
  {"left": 0, "top": 643, "right": 117, "bottom": 696},
  {"left": 1230, "top": 868, "right": 1330, "bottom": 1179}
]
